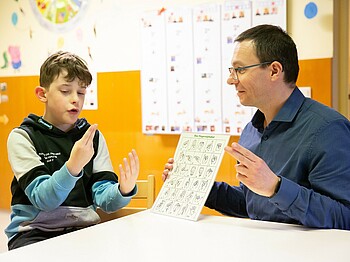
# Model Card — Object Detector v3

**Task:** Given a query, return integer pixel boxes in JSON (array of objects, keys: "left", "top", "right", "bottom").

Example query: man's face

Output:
[
  {"left": 43, "top": 70, "right": 87, "bottom": 132},
  {"left": 228, "top": 40, "right": 271, "bottom": 108}
]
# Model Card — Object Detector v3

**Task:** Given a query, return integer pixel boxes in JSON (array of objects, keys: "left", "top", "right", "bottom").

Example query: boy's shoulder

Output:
[
  {"left": 16, "top": 114, "right": 99, "bottom": 146},
  {"left": 19, "top": 114, "right": 94, "bottom": 135}
]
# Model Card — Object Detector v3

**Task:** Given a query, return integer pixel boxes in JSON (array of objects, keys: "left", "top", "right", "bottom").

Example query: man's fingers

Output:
[
  {"left": 225, "top": 143, "right": 256, "bottom": 164},
  {"left": 232, "top": 143, "right": 256, "bottom": 162}
]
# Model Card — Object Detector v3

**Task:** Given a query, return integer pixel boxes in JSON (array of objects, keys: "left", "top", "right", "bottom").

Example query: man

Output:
[{"left": 163, "top": 24, "right": 350, "bottom": 229}]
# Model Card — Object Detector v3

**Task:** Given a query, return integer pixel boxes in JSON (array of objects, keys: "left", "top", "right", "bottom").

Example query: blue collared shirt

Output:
[{"left": 206, "top": 88, "right": 350, "bottom": 229}]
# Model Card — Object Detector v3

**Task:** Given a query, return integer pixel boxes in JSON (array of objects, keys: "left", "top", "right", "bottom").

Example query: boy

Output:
[{"left": 5, "top": 51, "right": 140, "bottom": 249}]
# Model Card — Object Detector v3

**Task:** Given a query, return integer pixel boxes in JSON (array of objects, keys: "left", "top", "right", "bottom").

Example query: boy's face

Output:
[{"left": 42, "top": 70, "right": 87, "bottom": 132}]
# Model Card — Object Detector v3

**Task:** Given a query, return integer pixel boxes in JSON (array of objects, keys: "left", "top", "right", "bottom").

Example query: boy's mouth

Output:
[{"left": 68, "top": 108, "right": 79, "bottom": 113}]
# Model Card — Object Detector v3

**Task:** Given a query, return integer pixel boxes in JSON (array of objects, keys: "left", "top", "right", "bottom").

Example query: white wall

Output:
[
  {"left": 288, "top": 0, "right": 333, "bottom": 60},
  {"left": 0, "top": 0, "right": 332, "bottom": 76}
]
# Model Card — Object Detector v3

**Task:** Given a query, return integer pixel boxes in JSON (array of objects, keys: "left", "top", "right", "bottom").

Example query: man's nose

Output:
[{"left": 227, "top": 77, "right": 238, "bottom": 85}]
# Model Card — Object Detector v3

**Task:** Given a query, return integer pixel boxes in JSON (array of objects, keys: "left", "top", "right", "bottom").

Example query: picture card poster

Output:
[
  {"left": 152, "top": 132, "right": 230, "bottom": 221},
  {"left": 141, "top": 0, "right": 287, "bottom": 135}
]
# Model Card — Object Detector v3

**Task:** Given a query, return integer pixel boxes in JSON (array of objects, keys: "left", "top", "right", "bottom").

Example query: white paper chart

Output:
[
  {"left": 152, "top": 132, "right": 230, "bottom": 221},
  {"left": 140, "top": 1, "right": 287, "bottom": 135}
]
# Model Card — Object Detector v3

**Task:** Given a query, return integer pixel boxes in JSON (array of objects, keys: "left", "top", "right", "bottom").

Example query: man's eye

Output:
[{"left": 236, "top": 68, "right": 246, "bottom": 74}]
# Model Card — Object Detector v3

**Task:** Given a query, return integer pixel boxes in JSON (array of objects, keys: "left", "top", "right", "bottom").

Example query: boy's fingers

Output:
[
  {"left": 132, "top": 149, "right": 139, "bottom": 168},
  {"left": 82, "top": 124, "right": 97, "bottom": 145}
]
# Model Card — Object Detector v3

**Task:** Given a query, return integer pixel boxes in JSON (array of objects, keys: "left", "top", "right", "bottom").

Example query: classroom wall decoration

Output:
[
  {"left": 29, "top": 0, "right": 90, "bottom": 33},
  {"left": 141, "top": 0, "right": 286, "bottom": 135},
  {"left": 0, "top": 0, "right": 332, "bottom": 77}
]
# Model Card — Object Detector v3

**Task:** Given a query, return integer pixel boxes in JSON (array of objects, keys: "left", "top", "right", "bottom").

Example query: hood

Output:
[{"left": 20, "top": 114, "right": 90, "bottom": 137}]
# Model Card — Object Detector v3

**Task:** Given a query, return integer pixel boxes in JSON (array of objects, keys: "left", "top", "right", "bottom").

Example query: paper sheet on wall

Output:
[{"left": 152, "top": 132, "right": 230, "bottom": 221}]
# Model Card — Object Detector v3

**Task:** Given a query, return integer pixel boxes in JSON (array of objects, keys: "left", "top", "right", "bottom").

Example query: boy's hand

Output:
[
  {"left": 66, "top": 124, "right": 97, "bottom": 176},
  {"left": 119, "top": 149, "right": 140, "bottom": 195}
]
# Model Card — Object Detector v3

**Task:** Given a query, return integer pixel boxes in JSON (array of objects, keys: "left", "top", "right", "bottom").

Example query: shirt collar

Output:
[{"left": 252, "top": 87, "right": 305, "bottom": 129}]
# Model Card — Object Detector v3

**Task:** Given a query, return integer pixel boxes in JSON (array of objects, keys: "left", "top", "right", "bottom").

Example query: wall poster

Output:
[{"left": 141, "top": 0, "right": 287, "bottom": 135}]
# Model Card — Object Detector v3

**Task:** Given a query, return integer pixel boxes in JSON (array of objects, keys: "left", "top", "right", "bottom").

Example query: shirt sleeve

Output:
[
  {"left": 205, "top": 182, "right": 249, "bottom": 218},
  {"left": 7, "top": 128, "right": 43, "bottom": 180},
  {"left": 24, "top": 164, "right": 82, "bottom": 211},
  {"left": 8, "top": 128, "right": 82, "bottom": 211},
  {"left": 92, "top": 131, "right": 114, "bottom": 173},
  {"left": 269, "top": 119, "right": 350, "bottom": 229},
  {"left": 90, "top": 130, "right": 137, "bottom": 212},
  {"left": 92, "top": 181, "right": 137, "bottom": 213}
]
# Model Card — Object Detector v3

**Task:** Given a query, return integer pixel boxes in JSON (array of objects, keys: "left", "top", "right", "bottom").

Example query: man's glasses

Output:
[{"left": 228, "top": 61, "right": 272, "bottom": 81}]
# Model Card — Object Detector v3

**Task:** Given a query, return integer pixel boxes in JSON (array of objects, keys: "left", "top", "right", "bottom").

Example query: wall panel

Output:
[{"left": 0, "top": 58, "right": 331, "bottom": 217}]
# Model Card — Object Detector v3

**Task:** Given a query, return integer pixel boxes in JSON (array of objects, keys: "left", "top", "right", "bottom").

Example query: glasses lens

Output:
[{"left": 229, "top": 68, "right": 238, "bottom": 80}]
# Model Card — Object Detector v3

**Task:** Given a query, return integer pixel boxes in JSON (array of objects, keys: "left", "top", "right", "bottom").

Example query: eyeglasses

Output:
[{"left": 228, "top": 61, "right": 272, "bottom": 81}]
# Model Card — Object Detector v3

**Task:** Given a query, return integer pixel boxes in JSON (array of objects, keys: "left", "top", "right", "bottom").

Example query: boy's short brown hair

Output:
[{"left": 39, "top": 51, "right": 92, "bottom": 88}]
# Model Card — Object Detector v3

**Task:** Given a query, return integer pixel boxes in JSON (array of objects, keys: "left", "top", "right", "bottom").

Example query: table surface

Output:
[{"left": 0, "top": 210, "right": 349, "bottom": 262}]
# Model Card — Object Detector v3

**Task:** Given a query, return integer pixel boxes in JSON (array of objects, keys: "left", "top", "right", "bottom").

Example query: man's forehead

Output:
[
  {"left": 231, "top": 40, "right": 256, "bottom": 63},
  {"left": 233, "top": 40, "right": 255, "bottom": 52}
]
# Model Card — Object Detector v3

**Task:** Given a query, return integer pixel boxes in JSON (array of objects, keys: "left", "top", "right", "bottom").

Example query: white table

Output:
[{"left": 0, "top": 210, "right": 349, "bottom": 262}]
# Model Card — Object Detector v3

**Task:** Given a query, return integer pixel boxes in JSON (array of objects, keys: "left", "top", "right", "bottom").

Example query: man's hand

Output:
[
  {"left": 119, "top": 149, "right": 140, "bottom": 195},
  {"left": 67, "top": 124, "right": 97, "bottom": 176},
  {"left": 162, "top": 158, "right": 174, "bottom": 182},
  {"left": 225, "top": 142, "right": 280, "bottom": 197}
]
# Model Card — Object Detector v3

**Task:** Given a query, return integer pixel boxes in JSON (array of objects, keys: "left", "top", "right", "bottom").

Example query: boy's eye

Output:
[{"left": 78, "top": 89, "right": 87, "bottom": 95}]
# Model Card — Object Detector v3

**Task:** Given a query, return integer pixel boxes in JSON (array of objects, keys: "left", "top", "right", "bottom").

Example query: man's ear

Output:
[
  {"left": 270, "top": 61, "right": 283, "bottom": 79},
  {"left": 35, "top": 86, "right": 47, "bottom": 102}
]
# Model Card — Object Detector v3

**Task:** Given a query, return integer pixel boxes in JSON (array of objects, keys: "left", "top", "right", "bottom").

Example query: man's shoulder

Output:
[{"left": 303, "top": 98, "right": 348, "bottom": 123}]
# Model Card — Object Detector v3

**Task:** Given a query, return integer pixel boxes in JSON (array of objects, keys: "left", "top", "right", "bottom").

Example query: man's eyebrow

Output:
[{"left": 231, "top": 60, "right": 244, "bottom": 66}]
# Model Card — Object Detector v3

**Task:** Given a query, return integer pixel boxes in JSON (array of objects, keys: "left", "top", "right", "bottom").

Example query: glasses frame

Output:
[{"left": 228, "top": 61, "right": 273, "bottom": 81}]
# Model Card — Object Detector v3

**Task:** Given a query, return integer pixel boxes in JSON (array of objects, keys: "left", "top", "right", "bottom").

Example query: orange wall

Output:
[{"left": 0, "top": 58, "right": 331, "bottom": 216}]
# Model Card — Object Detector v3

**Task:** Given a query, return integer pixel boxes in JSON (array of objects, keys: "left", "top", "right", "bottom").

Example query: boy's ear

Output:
[{"left": 35, "top": 86, "right": 47, "bottom": 102}]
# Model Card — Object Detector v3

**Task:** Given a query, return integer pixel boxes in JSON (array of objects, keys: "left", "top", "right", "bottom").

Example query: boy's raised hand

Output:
[
  {"left": 118, "top": 149, "right": 140, "bottom": 195},
  {"left": 66, "top": 124, "right": 97, "bottom": 176}
]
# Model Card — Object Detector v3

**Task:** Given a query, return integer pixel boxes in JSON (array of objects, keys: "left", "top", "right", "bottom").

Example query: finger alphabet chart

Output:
[{"left": 152, "top": 132, "right": 230, "bottom": 221}]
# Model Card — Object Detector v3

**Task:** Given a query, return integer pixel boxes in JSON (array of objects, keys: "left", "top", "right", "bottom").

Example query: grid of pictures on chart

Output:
[{"left": 152, "top": 132, "right": 230, "bottom": 221}]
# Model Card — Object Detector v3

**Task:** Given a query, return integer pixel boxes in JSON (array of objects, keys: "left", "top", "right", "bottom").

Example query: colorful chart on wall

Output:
[
  {"left": 141, "top": 1, "right": 287, "bottom": 136},
  {"left": 152, "top": 132, "right": 230, "bottom": 221},
  {"left": 29, "top": 0, "right": 89, "bottom": 32}
]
